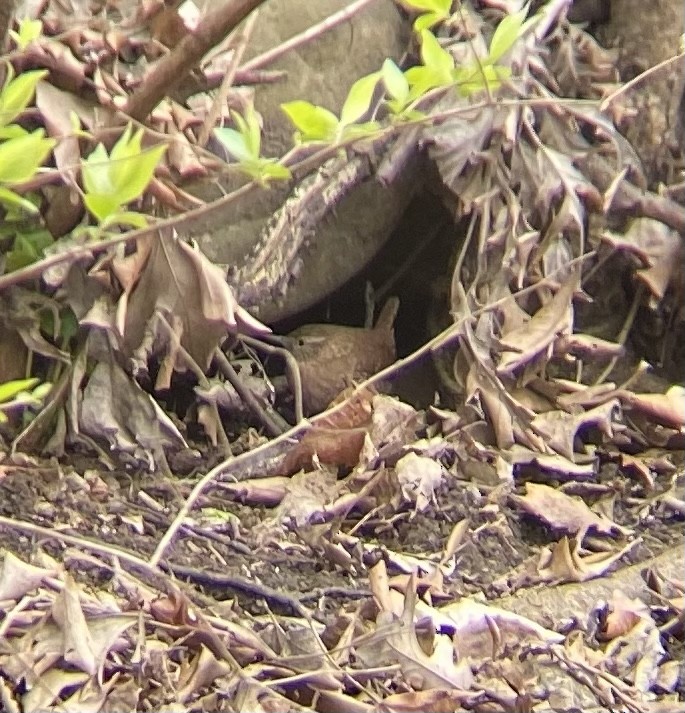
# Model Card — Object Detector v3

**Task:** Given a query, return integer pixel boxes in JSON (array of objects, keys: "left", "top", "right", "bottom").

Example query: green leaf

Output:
[
  {"left": 414, "top": 11, "right": 447, "bottom": 32},
  {"left": 0, "top": 378, "right": 39, "bottom": 404},
  {"left": 0, "top": 124, "right": 28, "bottom": 140},
  {"left": 9, "top": 18, "right": 43, "bottom": 49},
  {"left": 4, "top": 228, "right": 53, "bottom": 271},
  {"left": 393, "top": 108, "right": 425, "bottom": 122},
  {"left": 83, "top": 192, "right": 121, "bottom": 222},
  {"left": 456, "top": 64, "right": 510, "bottom": 95},
  {"left": 112, "top": 143, "right": 166, "bottom": 206},
  {"left": 382, "top": 59, "right": 409, "bottom": 105},
  {"left": 281, "top": 101, "right": 340, "bottom": 143},
  {"left": 235, "top": 107, "right": 262, "bottom": 158},
  {"left": 237, "top": 158, "right": 292, "bottom": 184},
  {"left": 488, "top": 5, "right": 531, "bottom": 63},
  {"left": 405, "top": 65, "right": 451, "bottom": 98},
  {"left": 340, "top": 72, "right": 380, "bottom": 126},
  {"left": 402, "top": 0, "right": 449, "bottom": 12},
  {"left": 69, "top": 111, "right": 92, "bottom": 139},
  {"left": 341, "top": 121, "right": 381, "bottom": 140},
  {"left": 419, "top": 30, "right": 454, "bottom": 76},
  {"left": 82, "top": 128, "right": 166, "bottom": 218},
  {"left": 81, "top": 143, "right": 112, "bottom": 195},
  {"left": 100, "top": 211, "right": 149, "bottom": 230},
  {"left": 30, "top": 381, "right": 53, "bottom": 401},
  {"left": 256, "top": 161, "right": 291, "bottom": 181},
  {"left": 0, "top": 70, "right": 48, "bottom": 127},
  {"left": 213, "top": 126, "right": 252, "bottom": 162},
  {"left": 0, "top": 129, "right": 56, "bottom": 184},
  {"left": 0, "top": 186, "right": 39, "bottom": 213}
]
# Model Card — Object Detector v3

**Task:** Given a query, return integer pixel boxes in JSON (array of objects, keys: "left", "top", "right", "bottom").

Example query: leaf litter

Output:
[{"left": 0, "top": 0, "right": 683, "bottom": 711}]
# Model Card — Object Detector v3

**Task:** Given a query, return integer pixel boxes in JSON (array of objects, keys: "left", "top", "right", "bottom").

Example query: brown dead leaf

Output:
[
  {"left": 430, "top": 597, "right": 565, "bottom": 660},
  {"left": 22, "top": 669, "right": 90, "bottom": 713},
  {"left": 370, "top": 394, "right": 422, "bottom": 449},
  {"left": 497, "top": 269, "right": 579, "bottom": 376},
  {"left": 512, "top": 482, "right": 630, "bottom": 538},
  {"left": 124, "top": 232, "right": 268, "bottom": 371},
  {"left": 364, "top": 574, "right": 474, "bottom": 691},
  {"left": 51, "top": 575, "right": 97, "bottom": 675},
  {"left": 377, "top": 688, "right": 477, "bottom": 713},
  {"left": 530, "top": 399, "right": 619, "bottom": 460},
  {"left": 275, "top": 468, "right": 338, "bottom": 527},
  {"left": 465, "top": 362, "right": 515, "bottom": 449},
  {"left": 166, "top": 122, "right": 208, "bottom": 178},
  {"left": 618, "top": 387, "right": 685, "bottom": 429},
  {"left": 177, "top": 645, "right": 233, "bottom": 704},
  {"left": 555, "top": 332, "right": 625, "bottom": 360},
  {"left": 537, "top": 536, "right": 639, "bottom": 583},
  {"left": 80, "top": 357, "right": 187, "bottom": 463},
  {"left": 0, "top": 552, "right": 57, "bottom": 601},
  {"left": 282, "top": 427, "right": 367, "bottom": 474},
  {"left": 215, "top": 476, "right": 290, "bottom": 506},
  {"left": 601, "top": 219, "right": 682, "bottom": 305},
  {"left": 604, "top": 589, "right": 652, "bottom": 639},
  {"left": 315, "top": 388, "right": 374, "bottom": 429}
]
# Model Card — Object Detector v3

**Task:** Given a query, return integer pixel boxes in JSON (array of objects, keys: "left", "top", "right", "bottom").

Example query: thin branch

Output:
[
  {"left": 123, "top": 0, "right": 266, "bottom": 122},
  {"left": 242, "top": 335, "right": 305, "bottom": 423},
  {"left": 197, "top": 9, "right": 259, "bottom": 147},
  {"left": 213, "top": 346, "right": 289, "bottom": 436},
  {"left": 240, "top": 0, "right": 377, "bottom": 72}
]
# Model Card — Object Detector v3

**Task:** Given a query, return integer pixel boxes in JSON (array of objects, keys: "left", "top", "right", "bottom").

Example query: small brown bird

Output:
[{"left": 287, "top": 297, "right": 399, "bottom": 415}]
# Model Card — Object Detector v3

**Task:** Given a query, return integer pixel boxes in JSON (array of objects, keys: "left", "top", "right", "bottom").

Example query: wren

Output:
[{"left": 287, "top": 297, "right": 399, "bottom": 415}]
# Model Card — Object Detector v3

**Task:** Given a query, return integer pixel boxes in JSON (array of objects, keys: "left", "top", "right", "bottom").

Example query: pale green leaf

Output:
[
  {"left": 0, "top": 378, "right": 39, "bottom": 403},
  {"left": 82, "top": 143, "right": 112, "bottom": 195},
  {"left": 0, "top": 186, "right": 39, "bottom": 214},
  {"left": 456, "top": 64, "right": 510, "bottom": 95},
  {"left": 402, "top": 0, "right": 449, "bottom": 12},
  {"left": 392, "top": 108, "right": 425, "bottom": 122},
  {"left": 0, "top": 69, "right": 48, "bottom": 127},
  {"left": 69, "top": 111, "right": 92, "bottom": 139},
  {"left": 488, "top": 5, "right": 529, "bottom": 63},
  {"left": 382, "top": 59, "right": 409, "bottom": 105},
  {"left": 84, "top": 192, "right": 121, "bottom": 222},
  {"left": 414, "top": 10, "right": 447, "bottom": 32},
  {"left": 230, "top": 109, "right": 261, "bottom": 158},
  {"left": 243, "top": 107, "right": 263, "bottom": 157},
  {"left": 256, "top": 161, "right": 291, "bottom": 181},
  {"left": 281, "top": 101, "right": 339, "bottom": 142},
  {"left": 419, "top": 29, "right": 454, "bottom": 76},
  {"left": 101, "top": 211, "right": 149, "bottom": 230},
  {"left": 214, "top": 126, "right": 252, "bottom": 162},
  {"left": 109, "top": 124, "right": 137, "bottom": 163},
  {"left": 0, "top": 130, "right": 55, "bottom": 184},
  {"left": 340, "top": 72, "right": 380, "bottom": 127},
  {"left": 0, "top": 124, "right": 28, "bottom": 140},
  {"left": 238, "top": 158, "right": 291, "bottom": 183},
  {"left": 9, "top": 18, "right": 43, "bottom": 50},
  {"left": 341, "top": 121, "right": 381, "bottom": 140},
  {"left": 405, "top": 65, "right": 450, "bottom": 98},
  {"left": 31, "top": 381, "right": 53, "bottom": 401},
  {"left": 110, "top": 144, "right": 167, "bottom": 206}
]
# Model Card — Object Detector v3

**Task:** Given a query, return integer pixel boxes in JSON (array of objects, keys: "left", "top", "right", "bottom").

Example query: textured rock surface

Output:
[{"left": 183, "top": 0, "right": 416, "bottom": 323}]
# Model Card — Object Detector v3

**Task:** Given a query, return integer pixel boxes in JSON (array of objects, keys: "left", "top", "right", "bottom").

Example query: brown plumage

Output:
[{"left": 288, "top": 298, "right": 399, "bottom": 415}]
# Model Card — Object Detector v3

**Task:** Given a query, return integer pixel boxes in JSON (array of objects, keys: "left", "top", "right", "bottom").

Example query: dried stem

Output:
[{"left": 123, "top": 0, "right": 266, "bottom": 122}]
